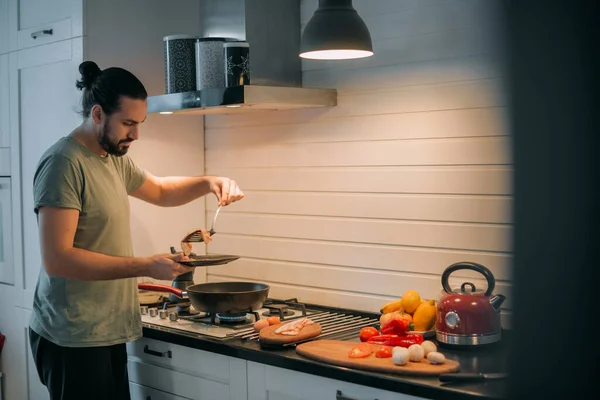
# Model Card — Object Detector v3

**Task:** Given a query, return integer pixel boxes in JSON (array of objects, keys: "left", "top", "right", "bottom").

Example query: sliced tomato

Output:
[
  {"left": 359, "top": 327, "right": 380, "bottom": 342},
  {"left": 348, "top": 343, "right": 375, "bottom": 358},
  {"left": 375, "top": 346, "right": 392, "bottom": 358}
]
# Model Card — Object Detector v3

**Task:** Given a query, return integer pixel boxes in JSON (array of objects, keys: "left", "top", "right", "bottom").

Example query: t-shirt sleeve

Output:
[
  {"left": 33, "top": 155, "right": 83, "bottom": 214},
  {"left": 120, "top": 156, "right": 147, "bottom": 194}
]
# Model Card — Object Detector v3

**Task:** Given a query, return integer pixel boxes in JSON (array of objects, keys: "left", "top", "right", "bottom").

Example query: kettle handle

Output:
[{"left": 441, "top": 262, "right": 495, "bottom": 296}]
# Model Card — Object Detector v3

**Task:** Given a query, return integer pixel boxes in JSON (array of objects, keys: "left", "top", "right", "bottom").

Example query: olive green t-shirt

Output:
[{"left": 29, "top": 136, "right": 147, "bottom": 347}]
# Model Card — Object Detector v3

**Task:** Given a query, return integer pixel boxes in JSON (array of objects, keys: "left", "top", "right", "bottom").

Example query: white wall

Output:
[{"left": 203, "top": 0, "right": 512, "bottom": 324}]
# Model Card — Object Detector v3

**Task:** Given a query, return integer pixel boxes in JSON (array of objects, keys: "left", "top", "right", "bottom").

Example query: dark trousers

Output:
[{"left": 29, "top": 328, "right": 131, "bottom": 400}]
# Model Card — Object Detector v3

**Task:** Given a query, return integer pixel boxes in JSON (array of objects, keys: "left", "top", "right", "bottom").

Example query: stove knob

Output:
[
  {"left": 169, "top": 312, "right": 179, "bottom": 321},
  {"left": 148, "top": 308, "right": 158, "bottom": 317},
  {"left": 445, "top": 311, "right": 460, "bottom": 329},
  {"left": 140, "top": 306, "right": 148, "bottom": 315},
  {"left": 158, "top": 310, "right": 168, "bottom": 319}
]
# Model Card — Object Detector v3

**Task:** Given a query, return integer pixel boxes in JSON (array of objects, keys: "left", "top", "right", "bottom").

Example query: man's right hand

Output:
[{"left": 146, "top": 254, "right": 196, "bottom": 280}]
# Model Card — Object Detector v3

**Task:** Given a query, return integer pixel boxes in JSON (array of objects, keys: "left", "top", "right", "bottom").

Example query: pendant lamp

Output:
[{"left": 300, "top": 0, "right": 374, "bottom": 60}]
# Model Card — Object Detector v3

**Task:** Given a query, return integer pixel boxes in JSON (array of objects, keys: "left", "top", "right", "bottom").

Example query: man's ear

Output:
[{"left": 91, "top": 104, "right": 104, "bottom": 125}]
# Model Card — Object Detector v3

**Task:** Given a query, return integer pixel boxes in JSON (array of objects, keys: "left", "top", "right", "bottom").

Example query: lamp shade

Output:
[{"left": 300, "top": 0, "right": 373, "bottom": 60}]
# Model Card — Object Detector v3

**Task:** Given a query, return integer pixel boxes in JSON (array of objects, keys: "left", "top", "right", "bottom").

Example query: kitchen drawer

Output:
[
  {"left": 15, "top": 17, "right": 73, "bottom": 50},
  {"left": 130, "top": 381, "right": 197, "bottom": 400},
  {"left": 128, "top": 359, "right": 229, "bottom": 400},
  {"left": 126, "top": 337, "right": 230, "bottom": 381},
  {"left": 9, "top": 0, "right": 83, "bottom": 51}
]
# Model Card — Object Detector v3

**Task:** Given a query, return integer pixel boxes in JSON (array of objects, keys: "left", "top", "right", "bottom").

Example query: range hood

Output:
[{"left": 148, "top": 0, "right": 337, "bottom": 115}]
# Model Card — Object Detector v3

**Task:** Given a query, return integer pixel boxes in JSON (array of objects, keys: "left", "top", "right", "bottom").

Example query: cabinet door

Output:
[
  {"left": 0, "top": 0, "right": 8, "bottom": 54},
  {"left": 0, "top": 307, "right": 48, "bottom": 400},
  {"left": 10, "top": 38, "right": 82, "bottom": 307},
  {"left": 0, "top": 53, "right": 8, "bottom": 148},
  {"left": 8, "top": 0, "right": 83, "bottom": 51},
  {"left": 247, "top": 362, "right": 424, "bottom": 400},
  {"left": 0, "top": 177, "right": 13, "bottom": 284}
]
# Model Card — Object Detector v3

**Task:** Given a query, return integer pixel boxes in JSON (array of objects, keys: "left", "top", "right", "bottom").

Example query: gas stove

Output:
[{"left": 140, "top": 298, "right": 380, "bottom": 342}]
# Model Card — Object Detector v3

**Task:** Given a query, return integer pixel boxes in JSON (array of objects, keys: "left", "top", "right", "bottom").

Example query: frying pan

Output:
[{"left": 138, "top": 282, "right": 269, "bottom": 314}]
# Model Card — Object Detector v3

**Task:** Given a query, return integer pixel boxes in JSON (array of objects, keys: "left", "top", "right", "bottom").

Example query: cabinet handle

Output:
[
  {"left": 31, "top": 29, "right": 53, "bottom": 39},
  {"left": 143, "top": 345, "right": 172, "bottom": 358},
  {"left": 336, "top": 390, "right": 378, "bottom": 400}
]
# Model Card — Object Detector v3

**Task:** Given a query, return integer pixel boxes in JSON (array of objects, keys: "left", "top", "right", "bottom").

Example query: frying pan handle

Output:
[
  {"left": 441, "top": 262, "right": 496, "bottom": 296},
  {"left": 138, "top": 283, "right": 184, "bottom": 298}
]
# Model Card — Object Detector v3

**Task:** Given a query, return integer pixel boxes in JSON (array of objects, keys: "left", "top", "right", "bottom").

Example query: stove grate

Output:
[{"left": 230, "top": 311, "right": 379, "bottom": 342}]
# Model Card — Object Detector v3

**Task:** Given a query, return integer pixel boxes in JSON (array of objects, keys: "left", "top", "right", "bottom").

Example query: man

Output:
[{"left": 28, "top": 61, "right": 244, "bottom": 400}]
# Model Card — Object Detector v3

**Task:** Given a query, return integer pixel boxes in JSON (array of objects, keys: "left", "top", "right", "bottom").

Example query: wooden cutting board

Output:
[
  {"left": 259, "top": 322, "right": 322, "bottom": 345},
  {"left": 296, "top": 340, "right": 460, "bottom": 376}
]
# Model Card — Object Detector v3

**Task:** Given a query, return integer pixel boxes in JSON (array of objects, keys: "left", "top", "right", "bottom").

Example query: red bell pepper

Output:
[
  {"left": 406, "top": 333, "right": 424, "bottom": 344},
  {"left": 366, "top": 333, "right": 423, "bottom": 347},
  {"left": 380, "top": 319, "right": 414, "bottom": 335}
]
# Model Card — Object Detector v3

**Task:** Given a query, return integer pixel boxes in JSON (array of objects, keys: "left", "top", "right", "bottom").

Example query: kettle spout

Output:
[{"left": 490, "top": 294, "right": 506, "bottom": 311}]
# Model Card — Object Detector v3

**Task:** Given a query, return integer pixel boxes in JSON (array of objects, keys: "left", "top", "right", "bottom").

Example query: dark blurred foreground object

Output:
[{"left": 504, "top": 0, "right": 599, "bottom": 398}]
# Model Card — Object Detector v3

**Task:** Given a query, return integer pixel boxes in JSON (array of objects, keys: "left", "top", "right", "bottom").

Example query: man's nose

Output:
[{"left": 129, "top": 126, "right": 140, "bottom": 140}]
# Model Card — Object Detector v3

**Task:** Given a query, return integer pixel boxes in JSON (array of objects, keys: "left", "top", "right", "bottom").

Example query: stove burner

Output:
[
  {"left": 262, "top": 299, "right": 306, "bottom": 320},
  {"left": 177, "top": 309, "right": 200, "bottom": 317},
  {"left": 175, "top": 302, "right": 193, "bottom": 313},
  {"left": 216, "top": 313, "right": 248, "bottom": 322},
  {"left": 262, "top": 308, "right": 294, "bottom": 317}
]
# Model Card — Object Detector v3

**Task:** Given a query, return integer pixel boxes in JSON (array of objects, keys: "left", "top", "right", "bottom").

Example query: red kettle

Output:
[{"left": 435, "top": 262, "right": 505, "bottom": 347}]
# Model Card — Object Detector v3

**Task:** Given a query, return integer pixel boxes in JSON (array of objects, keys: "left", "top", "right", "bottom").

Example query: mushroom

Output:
[
  {"left": 421, "top": 340, "right": 437, "bottom": 356},
  {"left": 408, "top": 344, "right": 425, "bottom": 362},
  {"left": 427, "top": 351, "right": 446, "bottom": 364},
  {"left": 392, "top": 347, "right": 410, "bottom": 366}
]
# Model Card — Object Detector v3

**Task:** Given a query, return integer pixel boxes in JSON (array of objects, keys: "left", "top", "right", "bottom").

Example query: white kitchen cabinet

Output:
[
  {"left": 0, "top": 0, "right": 8, "bottom": 54},
  {"left": 126, "top": 337, "right": 247, "bottom": 400},
  {"left": 8, "top": 38, "right": 82, "bottom": 306},
  {"left": 0, "top": 177, "right": 14, "bottom": 284},
  {"left": 0, "top": 53, "right": 8, "bottom": 148},
  {"left": 7, "top": 0, "right": 83, "bottom": 51},
  {"left": 0, "top": 307, "right": 48, "bottom": 400},
  {"left": 129, "top": 382, "right": 190, "bottom": 400},
  {"left": 247, "top": 362, "right": 424, "bottom": 400}
]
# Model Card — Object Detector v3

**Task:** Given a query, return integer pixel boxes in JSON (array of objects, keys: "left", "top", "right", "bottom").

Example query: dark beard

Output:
[{"left": 98, "top": 125, "right": 132, "bottom": 157}]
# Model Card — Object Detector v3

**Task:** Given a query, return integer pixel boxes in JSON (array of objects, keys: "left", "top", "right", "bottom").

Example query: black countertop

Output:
[{"left": 142, "top": 326, "right": 509, "bottom": 400}]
